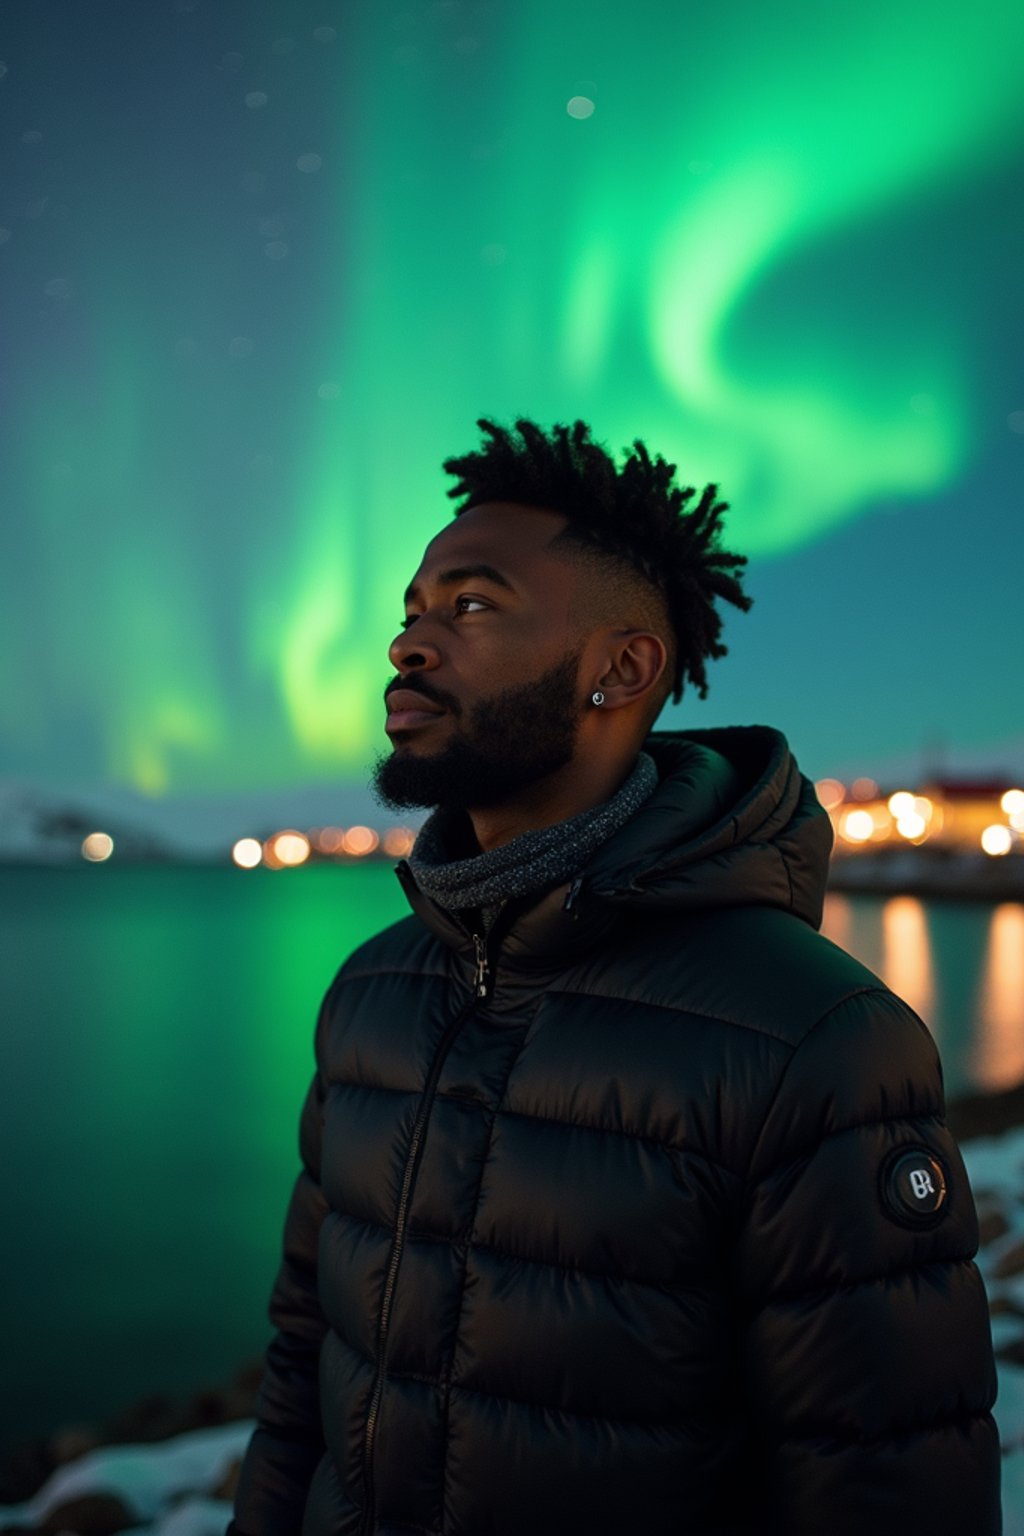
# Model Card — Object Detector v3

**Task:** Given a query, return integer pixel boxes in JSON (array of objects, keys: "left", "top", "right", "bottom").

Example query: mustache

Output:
[{"left": 383, "top": 675, "right": 461, "bottom": 715}]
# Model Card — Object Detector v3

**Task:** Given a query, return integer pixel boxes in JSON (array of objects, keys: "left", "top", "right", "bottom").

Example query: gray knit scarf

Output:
[{"left": 407, "top": 751, "right": 659, "bottom": 929}]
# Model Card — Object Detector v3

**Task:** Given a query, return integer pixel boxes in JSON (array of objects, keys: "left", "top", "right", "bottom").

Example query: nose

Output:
[{"left": 388, "top": 618, "right": 442, "bottom": 676}]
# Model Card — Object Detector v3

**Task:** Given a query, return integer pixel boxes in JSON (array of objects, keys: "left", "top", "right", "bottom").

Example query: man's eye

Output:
[{"left": 454, "top": 597, "right": 487, "bottom": 614}]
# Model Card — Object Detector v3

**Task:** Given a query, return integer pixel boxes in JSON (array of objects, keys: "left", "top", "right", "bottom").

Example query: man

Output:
[{"left": 230, "top": 419, "right": 1000, "bottom": 1535}]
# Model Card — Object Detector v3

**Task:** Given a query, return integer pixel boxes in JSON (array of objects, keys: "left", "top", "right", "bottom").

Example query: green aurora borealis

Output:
[{"left": 2, "top": 0, "right": 1023, "bottom": 796}]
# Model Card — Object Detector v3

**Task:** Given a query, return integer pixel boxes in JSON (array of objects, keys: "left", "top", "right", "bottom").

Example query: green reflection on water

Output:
[{"left": 0, "top": 863, "right": 408, "bottom": 1447}]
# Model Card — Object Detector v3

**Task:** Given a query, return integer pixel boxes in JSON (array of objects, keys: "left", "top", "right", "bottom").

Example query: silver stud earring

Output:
[{"left": 591, "top": 690, "right": 605, "bottom": 706}]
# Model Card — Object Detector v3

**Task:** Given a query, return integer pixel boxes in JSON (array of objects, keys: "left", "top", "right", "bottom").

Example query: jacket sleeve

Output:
[
  {"left": 228, "top": 983, "right": 336, "bottom": 1536},
  {"left": 735, "top": 986, "right": 1001, "bottom": 1536}
]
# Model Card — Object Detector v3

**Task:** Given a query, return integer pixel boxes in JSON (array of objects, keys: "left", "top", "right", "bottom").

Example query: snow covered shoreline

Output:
[{"left": 5, "top": 1115, "right": 1024, "bottom": 1534}]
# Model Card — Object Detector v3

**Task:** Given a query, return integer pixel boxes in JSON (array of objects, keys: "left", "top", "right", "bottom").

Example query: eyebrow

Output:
[{"left": 403, "top": 563, "right": 517, "bottom": 606}]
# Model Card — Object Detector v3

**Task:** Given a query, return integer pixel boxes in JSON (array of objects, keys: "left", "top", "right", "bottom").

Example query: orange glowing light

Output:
[
  {"left": 342, "top": 825, "right": 379, "bottom": 856},
  {"left": 1001, "top": 789, "right": 1024, "bottom": 816},
  {"left": 887, "top": 791, "right": 915, "bottom": 819},
  {"left": 840, "top": 809, "right": 874, "bottom": 843},
  {"left": 232, "top": 837, "right": 263, "bottom": 869},
  {"left": 268, "top": 830, "right": 311, "bottom": 867},
  {"left": 317, "top": 827, "right": 346, "bottom": 853},
  {"left": 981, "top": 825, "right": 1012, "bottom": 857},
  {"left": 851, "top": 777, "right": 879, "bottom": 801},
  {"left": 972, "top": 904, "right": 1024, "bottom": 1090},
  {"left": 815, "top": 778, "right": 845, "bottom": 812},
  {"left": 882, "top": 897, "right": 934, "bottom": 1023},
  {"left": 382, "top": 827, "right": 416, "bottom": 857},
  {"left": 82, "top": 831, "right": 114, "bottom": 862}
]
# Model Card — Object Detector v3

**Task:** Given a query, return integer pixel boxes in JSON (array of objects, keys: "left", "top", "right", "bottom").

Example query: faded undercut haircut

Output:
[{"left": 442, "top": 418, "right": 753, "bottom": 707}]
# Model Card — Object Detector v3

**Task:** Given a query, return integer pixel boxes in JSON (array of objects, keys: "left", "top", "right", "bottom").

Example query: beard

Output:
[{"left": 372, "top": 649, "right": 584, "bottom": 813}]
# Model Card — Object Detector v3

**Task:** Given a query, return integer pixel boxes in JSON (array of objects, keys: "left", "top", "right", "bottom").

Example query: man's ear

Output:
[{"left": 594, "top": 630, "right": 668, "bottom": 709}]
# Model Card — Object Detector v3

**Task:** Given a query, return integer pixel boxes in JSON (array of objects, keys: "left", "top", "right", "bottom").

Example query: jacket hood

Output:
[
  {"left": 396, "top": 725, "right": 834, "bottom": 970},
  {"left": 584, "top": 725, "right": 833, "bottom": 928}
]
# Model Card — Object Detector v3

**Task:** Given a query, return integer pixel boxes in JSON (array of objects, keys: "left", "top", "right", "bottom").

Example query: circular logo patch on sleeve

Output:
[{"left": 879, "top": 1145, "right": 949, "bottom": 1228}]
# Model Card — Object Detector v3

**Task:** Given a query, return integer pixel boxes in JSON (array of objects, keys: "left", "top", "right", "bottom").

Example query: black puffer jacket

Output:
[{"left": 231, "top": 726, "right": 1000, "bottom": 1536}]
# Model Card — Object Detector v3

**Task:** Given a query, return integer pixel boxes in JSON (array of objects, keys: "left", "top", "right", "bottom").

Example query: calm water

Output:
[{"left": 2, "top": 865, "right": 1023, "bottom": 1448}]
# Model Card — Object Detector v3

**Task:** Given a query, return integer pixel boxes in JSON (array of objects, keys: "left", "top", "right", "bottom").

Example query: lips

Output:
[{"left": 385, "top": 688, "right": 448, "bottom": 734}]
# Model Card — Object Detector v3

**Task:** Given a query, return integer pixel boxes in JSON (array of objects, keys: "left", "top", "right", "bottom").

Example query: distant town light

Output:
[
  {"left": 82, "top": 831, "right": 113, "bottom": 862},
  {"left": 851, "top": 777, "right": 879, "bottom": 801},
  {"left": 271, "top": 831, "right": 311, "bottom": 867},
  {"left": 911, "top": 796, "right": 933, "bottom": 821},
  {"left": 1011, "top": 810, "right": 1024, "bottom": 834},
  {"left": 232, "top": 837, "right": 263, "bottom": 869},
  {"left": 814, "top": 778, "right": 845, "bottom": 811},
  {"left": 382, "top": 826, "right": 416, "bottom": 857},
  {"left": 888, "top": 791, "right": 915, "bottom": 819},
  {"left": 343, "top": 825, "right": 379, "bottom": 856},
  {"left": 1001, "top": 789, "right": 1024, "bottom": 816},
  {"left": 840, "top": 809, "right": 874, "bottom": 844},
  {"left": 981, "top": 824, "right": 1013, "bottom": 857},
  {"left": 317, "top": 827, "right": 346, "bottom": 853},
  {"left": 896, "top": 813, "right": 927, "bottom": 840}
]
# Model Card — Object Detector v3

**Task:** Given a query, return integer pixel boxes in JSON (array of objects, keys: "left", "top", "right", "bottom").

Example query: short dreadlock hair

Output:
[{"left": 442, "top": 418, "right": 752, "bottom": 705}]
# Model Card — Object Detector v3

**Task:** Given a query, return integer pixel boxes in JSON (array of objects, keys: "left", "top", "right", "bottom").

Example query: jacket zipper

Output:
[{"left": 361, "top": 926, "right": 491, "bottom": 1532}]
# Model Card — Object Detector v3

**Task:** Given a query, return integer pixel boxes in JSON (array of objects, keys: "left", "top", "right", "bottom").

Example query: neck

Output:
[{"left": 468, "top": 752, "right": 641, "bottom": 852}]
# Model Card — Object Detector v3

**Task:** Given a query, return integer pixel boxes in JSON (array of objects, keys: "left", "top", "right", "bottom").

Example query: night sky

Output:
[{"left": 2, "top": 0, "right": 1022, "bottom": 802}]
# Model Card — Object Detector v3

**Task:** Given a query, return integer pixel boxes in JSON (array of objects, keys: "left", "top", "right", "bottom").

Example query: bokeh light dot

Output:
[
  {"left": 1008, "top": 411, "right": 1024, "bottom": 435},
  {"left": 221, "top": 51, "right": 244, "bottom": 72},
  {"left": 343, "top": 825, "right": 379, "bottom": 856},
  {"left": 271, "top": 37, "right": 297, "bottom": 54},
  {"left": 0, "top": 229, "right": 13, "bottom": 246},
  {"left": 232, "top": 837, "right": 263, "bottom": 868},
  {"left": 296, "top": 153, "right": 323, "bottom": 174},
  {"left": 814, "top": 778, "right": 845, "bottom": 811},
  {"left": 851, "top": 777, "right": 879, "bottom": 800},
  {"left": 264, "top": 240, "right": 289, "bottom": 261},
  {"left": 313, "top": 26, "right": 337, "bottom": 43},
  {"left": 270, "top": 830, "right": 311, "bottom": 866},
  {"left": 566, "top": 95, "right": 595, "bottom": 119},
  {"left": 318, "top": 380, "right": 341, "bottom": 400},
  {"left": 1001, "top": 789, "right": 1024, "bottom": 815},
  {"left": 245, "top": 91, "right": 268, "bottom": 109},
  {"left": 21, "top": 130, "right": 43, "bottom": 145},
  {"left": 228, "top": 335, "right": 254, "bottom": 357},
  {"left": 981, "top": 824, "right": 1012, "bottom": 856},
  {"left": 82, "top": 831, "right": 113, "bottom": 862},
  {"left": 841, "top": 809, "right": 875, "bottom": 843},
  {"left": 382, "top": 827, "right": 416, "bottom": 857}
]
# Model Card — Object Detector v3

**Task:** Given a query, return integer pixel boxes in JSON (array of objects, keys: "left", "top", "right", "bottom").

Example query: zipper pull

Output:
[
  {"left": 563, "top": 876, "right": 584, "bottom": 916},
  {"left": 472, "top": 932, "right": 491, "bottom": 999}
]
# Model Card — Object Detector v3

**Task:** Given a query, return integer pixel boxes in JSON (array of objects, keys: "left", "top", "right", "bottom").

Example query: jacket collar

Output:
[{"left": 394, "top": 725, "right": 833, "bottom": 973}]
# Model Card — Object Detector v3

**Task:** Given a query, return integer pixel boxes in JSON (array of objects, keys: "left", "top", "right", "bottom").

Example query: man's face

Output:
[{"left": 373, "top": 502, "right": 588, "bottom": 813}]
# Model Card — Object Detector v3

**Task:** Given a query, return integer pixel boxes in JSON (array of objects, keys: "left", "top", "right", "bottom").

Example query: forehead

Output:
[{"left": 412, "top": 501, "right": 571, "bottom": 585}]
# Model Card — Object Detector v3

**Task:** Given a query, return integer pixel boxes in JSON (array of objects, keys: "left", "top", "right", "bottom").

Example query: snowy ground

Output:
[{"left": 4, "top": 1129, "right": 1024, "bottom": 1534}]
